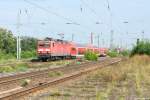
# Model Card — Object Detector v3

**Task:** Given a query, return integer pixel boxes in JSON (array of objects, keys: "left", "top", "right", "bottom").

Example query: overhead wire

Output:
[
  {"left": 24, "top": 0, "right": 78, "bottom": 25},
  {"left": 80, "top": 0, "right": 102, "bottom": 23},
  {"left": 80, "top": 0, "right": 111, "bottom": 46},
  {"left": 80, "top": 0, "right": 110, "bottom": 32},
  {"left": 105, "top": 0, "right": 131, "bottom": 48},
  {"left": 23, "top": 0, "right": 94, "bottom": 32}
]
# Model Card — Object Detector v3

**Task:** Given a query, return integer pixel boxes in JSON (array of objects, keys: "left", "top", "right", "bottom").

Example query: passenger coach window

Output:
[
  {"left": 71, "top": 48, "right": 76, "bottom": 51},
  {"left": 53, "top": 43, "right": 55, "bottom": 47}
]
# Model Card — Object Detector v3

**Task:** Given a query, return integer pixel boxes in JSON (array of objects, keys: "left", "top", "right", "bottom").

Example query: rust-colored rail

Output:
[
  {"left": 0, "top": 57, "right": 109, "bottom": 85},
  {"left": 0, "top": 60, "right": 98, "bottom": 85},
  {"left": 0, "top": 58, "right": 122, "bottom": 100}
]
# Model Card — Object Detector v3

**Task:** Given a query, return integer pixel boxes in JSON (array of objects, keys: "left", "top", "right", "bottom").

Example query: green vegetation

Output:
[
  {"left": 0, "top": 52, "right": 16, "bottom": 60},
  {"left": 92, "top": 55, "right": 150, "bottom": 98},
  {"left": 0, "top": 64, "right": 28, "bottom": 73},
  {"left": 48, "top": 71, "right": 64, "bottom": 77},
  {"left": 13, "top": 63, "right": 28, "bottom": 72},
  {"left": 0, "top": 28, "right": 16, "bottom": 54},
  {"left": 107, "top": 49, "right": 130, "bottom": 57},
  {"left": 0, "top": 66, "right": 14, "bottom": 73},
  {"left": 131, "top": 40, "right": 150, "bottom": 56},
  {"left": 21, "top": 79, "right": 31, "bottom": 87},
  {"left": 50, "top": 91, "right": 61, "bottom": 96},
  {"left": 0, "top": 28, "right": 37, "bottom": 60},
  {"left": 46, "top": 55, "right": 150, "bottom": 99},
  {"left": 107, "top": 50, "right": 119, "bottom": 57},
  {"left": 84, "top": 51, "right": 98, "bottom": 61},
  {"left": 120, "top": 50, "right": 130, "bottom": 56},
  {"left": 21, "top": 50, "right": 36, "bottom": 59}
]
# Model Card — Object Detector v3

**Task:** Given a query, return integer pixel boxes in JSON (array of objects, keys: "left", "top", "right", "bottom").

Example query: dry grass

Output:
[
  {"left": 48, "top": 71, "right": 64, "bottom": 77},
  {"left": 92, "top": 55, "right": 150, "bottom": 99},
  {"left": 31, "top": 55, "right": 150, "bottom": 100}
]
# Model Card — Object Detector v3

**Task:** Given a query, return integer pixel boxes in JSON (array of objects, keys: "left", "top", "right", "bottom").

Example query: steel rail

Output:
[
  {"left": 0, "top": 58, "right": 122, "bottom": 100},
  {"left": 0, "top": 58, "right": 109, "bottom": 85}
]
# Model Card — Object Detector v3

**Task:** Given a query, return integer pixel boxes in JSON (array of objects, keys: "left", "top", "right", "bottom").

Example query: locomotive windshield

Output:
[{"left": 38, "top": 43, "right": 50, "bottom": 48}]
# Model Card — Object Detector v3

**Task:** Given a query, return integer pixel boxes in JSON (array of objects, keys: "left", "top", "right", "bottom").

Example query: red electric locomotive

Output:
[{"left": 37, "top": 37, "right": 107, "bottom": 61}]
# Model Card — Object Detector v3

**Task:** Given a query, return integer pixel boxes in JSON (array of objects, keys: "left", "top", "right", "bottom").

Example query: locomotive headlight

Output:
[
  {"left": 45, "top": 49, "right": 50, "bottom": 52},
  {"left": 45, "top": 49, "right": 50, "bottom": 53},
  {"left": 45, "top": 49, "right": 50, "bottom": 51},
  {"left": 38, "top": 49, "right": 43, "bottom": 51}
]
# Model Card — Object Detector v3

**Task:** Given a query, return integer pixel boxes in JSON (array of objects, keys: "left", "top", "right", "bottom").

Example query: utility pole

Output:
[
  {"left": 110, "top": 30, "right": 114, "bottom": 49},
  {"left": 97, "top": 34, "right": 100, "bottom": 48},
  {"left": 101, "top": 32, "right": 104, "bottom": 48},
  {"left": 71, "top": 34, "right": 74, "bottom": 41},
  {"left": 17, "top": 10, "right": 21, "bottom": 60},
  {"left": 142, "top": 30, "right": 145, "bottom": 40},
  {"left": 91, "top": 32, "right": 93, "bottom": 44}
]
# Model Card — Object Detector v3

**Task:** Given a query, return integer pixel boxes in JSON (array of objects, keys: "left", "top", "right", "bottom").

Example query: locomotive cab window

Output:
[
  {"left": 38, "top": 44, "right": 50, "bottom": 48},
  {"left": 39, "top": 44, "right": 44, "bottom": 47}
]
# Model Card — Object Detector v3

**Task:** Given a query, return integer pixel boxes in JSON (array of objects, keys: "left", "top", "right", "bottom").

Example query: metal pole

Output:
[
  {"left": 17, "top": 36, "right": 19, "bottom": 60},
  {"left": 19, "top": 36, "right": 21, "bottom": 60},
  {"left": 17, "top": 9, "right": 21, "bottom": 60},
  {"left": 72, "top": 34, "right": 74, "bottom": 41},
  {"left": 97, "top": 34, "right": 100, "bottom": 48},
  {"left": 142, "top": 30, "right": 144, "bottom": 40},
  {"left": 110, "top": 30, "right": 114, "bottom": 49},
  {"left": 91, "top": 32, "right": 93, "bottom": 44}
]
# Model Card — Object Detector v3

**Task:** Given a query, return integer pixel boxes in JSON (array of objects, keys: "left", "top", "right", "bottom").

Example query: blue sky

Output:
[{"left": 0, "top": 0, "right": 150, "bottom": 48}]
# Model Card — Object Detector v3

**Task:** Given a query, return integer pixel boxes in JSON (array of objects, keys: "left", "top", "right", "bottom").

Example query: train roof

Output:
[
  {"left": 75, "top": 43, "right": 99, "bottom": 48},
  {"left": 75, "top": 43, "right": 88, "bottom": 47},
  {"left": 38, "top": 37, "right": 70, "bottom": 43}
]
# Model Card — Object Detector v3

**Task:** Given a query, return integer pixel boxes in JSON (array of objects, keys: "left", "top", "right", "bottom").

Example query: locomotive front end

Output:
[{"left": 37, "top": 41, "right": 51, "bottom": 61}]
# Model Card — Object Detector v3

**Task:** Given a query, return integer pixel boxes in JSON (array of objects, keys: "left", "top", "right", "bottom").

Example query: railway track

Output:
[
  {"left": 0, "top": 59, "right": 30, "bottom": 67},
  {"left": 0, "top": 60, "right": 98, "bottom": 85},
  {"left": 0, "top": 58, "right": 108, "bottom": 85},
  {"left": 0, "top": 58, "right": 122, "bottom": 100}
]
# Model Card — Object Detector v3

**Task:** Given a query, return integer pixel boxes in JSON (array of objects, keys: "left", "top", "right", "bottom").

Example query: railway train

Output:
[{"left": 37, "top": 37, "right": 108, "bottom": 61}]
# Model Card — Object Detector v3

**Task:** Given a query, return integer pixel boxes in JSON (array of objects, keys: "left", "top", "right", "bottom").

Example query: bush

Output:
[
  {"left": 107, "top": 50, "right": 119, "bottom": 57},
  {"left": 84, "top": 51, "right": 98, "bottom": 61},
  {"left": 21, "top": 50, "right": 36, "bottom": 59},
  {"left": 0, "top": 52, "right": 15, "bottom": 60},
  {"left": 21, "top": 79, "right": 31, "bottom": 87},
  {"left": 13, "top": 63, "right": 28, "bottom": 72},
  {"left": 0, "top": 63, "right": 28, "bottom": 73},
  {"left": 120, "top": 50, "right": 130, "bottom": 57},
  {"left": 131, "top": 41, "right": 150, "bottom": 56}
]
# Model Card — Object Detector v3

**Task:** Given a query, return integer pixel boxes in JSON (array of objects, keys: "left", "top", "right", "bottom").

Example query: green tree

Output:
[
  {"left": 131, "top": 40, "right": 150, "bottom": 56},
  {"left": 21, "top": 36, "right": 37, "bottom": 51},
  {"left": 0, "top": 28, "right": 16, "bottom": 54},
  {"left": 0, "top": 27, "right": 38, "bottom": 59}
]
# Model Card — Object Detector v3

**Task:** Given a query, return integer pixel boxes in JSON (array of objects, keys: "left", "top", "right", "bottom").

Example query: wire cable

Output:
[
  {"left": 24, "top": 0, "right": 80, "bottom": 25},
  {"left": 80, "top": 0, "right": 102, "bottom": 23},
  {"left": 24, "top": 0, "right": 95, "bottom": 31}
]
